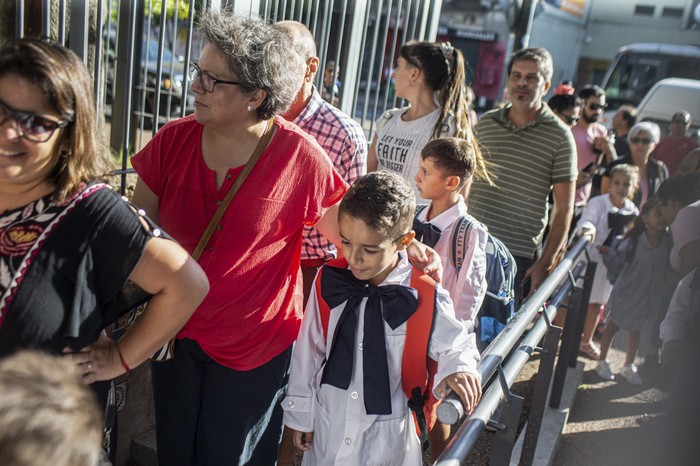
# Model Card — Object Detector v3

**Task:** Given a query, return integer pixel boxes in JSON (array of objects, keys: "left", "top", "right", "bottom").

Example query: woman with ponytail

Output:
[{"left": 368, "top": 41, "right": 483, "bottom": 202}]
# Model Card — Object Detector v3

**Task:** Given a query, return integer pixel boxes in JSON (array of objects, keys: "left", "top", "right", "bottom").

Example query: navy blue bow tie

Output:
[
  {"left": 320, "top": 265, "right": 418, "bottom": 415},
  {"left": 604, "top": 212, "right": 636, "bottom": 246},
  {"left": 412, "top": 218, "right": 442, "bottom": 248}
]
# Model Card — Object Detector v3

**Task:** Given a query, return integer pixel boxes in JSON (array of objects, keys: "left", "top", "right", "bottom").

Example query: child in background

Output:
[
  {"left": 595, "top": 199, "right": 673, "bottom": 384},
  {"left": 282, "top": 171, "right": 481, "bottom": 466},
  {"left": 577, "top": 164, "right": 640, "bottom": 360},
  {"left": 412, "top": 137, "right": 492, "bottom": 459}
]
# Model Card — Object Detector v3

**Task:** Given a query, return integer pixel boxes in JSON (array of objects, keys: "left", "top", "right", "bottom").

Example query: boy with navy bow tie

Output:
[{"left": 282, "top": 171, "right": 481, "bottom": 465}]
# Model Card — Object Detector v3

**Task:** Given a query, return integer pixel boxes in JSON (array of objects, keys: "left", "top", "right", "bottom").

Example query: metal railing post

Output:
[
  {"left": 519, "top": 310, "right": 562, "bottom": 465},
  {"left": 550, "top": 262, "right": 586, "bottom": 408},
  {"left": 489, "top": 367, "right": 525, "bottom": 466},
  {"left": 569, "top": 256, "right": 597, "bottom": 367}
]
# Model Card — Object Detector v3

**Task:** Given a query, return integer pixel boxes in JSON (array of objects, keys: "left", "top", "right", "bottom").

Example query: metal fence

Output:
[
  {"left": 435, "top": 236, "right": 594, "bottom": 465},
  {"left": 9, "top": 0, "right": 445, "bottom": 192}
]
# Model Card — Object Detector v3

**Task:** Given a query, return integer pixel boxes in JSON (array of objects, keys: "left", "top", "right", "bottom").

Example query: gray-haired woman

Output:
[
  {"left": 131, "top": 12, "right": 349, "bottom": 465},
  {"left": 602, "top": 121, "right": 669, "bottom": 207}
]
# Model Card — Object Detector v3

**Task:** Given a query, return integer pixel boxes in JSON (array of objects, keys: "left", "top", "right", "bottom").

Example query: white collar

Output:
[{"left": 416, "top": 197, "right": 468, "bottom": 231}]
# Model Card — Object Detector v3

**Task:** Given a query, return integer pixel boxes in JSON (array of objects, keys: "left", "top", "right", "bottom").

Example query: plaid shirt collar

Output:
[{"left": 293, "top": 86, "right": 325, "bottom": 126}]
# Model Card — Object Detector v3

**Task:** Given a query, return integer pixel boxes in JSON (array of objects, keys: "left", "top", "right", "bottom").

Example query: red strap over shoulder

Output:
[
  {"left": 315, "top": 257, "right": 348, "bottom": 340},
  {"left": 403, "top": 267, "right": 438, "bottom": 432}
]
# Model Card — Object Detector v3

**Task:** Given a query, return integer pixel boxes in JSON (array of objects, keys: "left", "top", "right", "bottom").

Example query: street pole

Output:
[{"left": 513, "top": 0, "right": 537, "bottom": 50}]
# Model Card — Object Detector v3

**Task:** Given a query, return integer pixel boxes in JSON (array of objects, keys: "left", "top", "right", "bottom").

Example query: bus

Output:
[{"left": 601, "top": 43, "right": 700, "bottom": 122}]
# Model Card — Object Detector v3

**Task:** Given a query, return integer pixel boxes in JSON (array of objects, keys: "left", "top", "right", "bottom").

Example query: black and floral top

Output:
[{"left": 0, "top": 183, "right": 157, "bottom": 356}]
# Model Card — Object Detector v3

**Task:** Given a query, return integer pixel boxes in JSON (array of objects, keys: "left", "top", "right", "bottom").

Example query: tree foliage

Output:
[
  {"left": 147, "top": 0, "right": 192, "bottom": 21},
  {"left": 109, "top": 0, "right": 194, "bottom": 23}
]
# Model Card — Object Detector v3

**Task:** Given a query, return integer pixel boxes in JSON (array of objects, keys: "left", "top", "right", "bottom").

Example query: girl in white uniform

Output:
[{"left": 576, "top": 164, "right": 640, "bottom": 360}]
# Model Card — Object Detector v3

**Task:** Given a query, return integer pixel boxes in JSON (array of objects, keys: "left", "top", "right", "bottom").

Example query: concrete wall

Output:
[{"left": 529, "top": 8, "right": 588, "bottom": 87}]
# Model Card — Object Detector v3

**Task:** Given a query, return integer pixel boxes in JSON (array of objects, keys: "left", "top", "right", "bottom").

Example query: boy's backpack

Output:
[
  {"left": 314, "top": 257, "right": 439, "bottom": 436},
  {"left": 414, "top": 205, "right": 517, "bottom": 350}
]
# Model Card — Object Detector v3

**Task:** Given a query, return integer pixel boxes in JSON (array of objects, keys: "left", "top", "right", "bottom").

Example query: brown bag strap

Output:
[{"left": 191, "top": 117, "right": 276, "bottom": 260}]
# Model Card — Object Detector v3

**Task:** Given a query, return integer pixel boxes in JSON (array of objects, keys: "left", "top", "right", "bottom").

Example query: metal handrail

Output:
[{"left": 435, "top": 236, "right": 591, "bottom": 465}]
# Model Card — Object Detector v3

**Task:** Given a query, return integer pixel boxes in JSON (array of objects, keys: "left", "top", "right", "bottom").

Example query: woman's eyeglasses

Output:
[
  {"left": 629, "top": 137, "right": 653, "bottom": 145},
  {"left": 188, "top": 63, "right": 240, "bottom": 93},
  {"left": 0, "top": 99, "right": 69, "bottom": 143}
]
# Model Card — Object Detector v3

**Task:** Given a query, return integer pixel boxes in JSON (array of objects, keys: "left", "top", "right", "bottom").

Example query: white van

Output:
[{"left": 636, "top": 78, "right": 700, "bottom": 138}]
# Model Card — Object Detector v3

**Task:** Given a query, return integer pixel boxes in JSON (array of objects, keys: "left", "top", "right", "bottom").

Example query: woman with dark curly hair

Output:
[{"left": 131, "top": 11, "right": 348, "bottom": 465}]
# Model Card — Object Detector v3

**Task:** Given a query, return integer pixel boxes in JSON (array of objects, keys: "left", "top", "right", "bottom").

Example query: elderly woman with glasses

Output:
[
  {"left": 0, "top": 38, "right": 209, "bottom": 462},
  {"left": 602, "top": 122, "right": 669, "bottom": 207},
  {"left": 132, "top": 10, "right": 443, "bottom": 464},
  {"left": 131, "top": 12, "right": 343, "bottom": 465}
]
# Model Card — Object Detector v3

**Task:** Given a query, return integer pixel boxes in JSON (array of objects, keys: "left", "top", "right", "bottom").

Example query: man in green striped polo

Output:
[{"left": 468, "top": 47, "right": 577, "bottom": 305}]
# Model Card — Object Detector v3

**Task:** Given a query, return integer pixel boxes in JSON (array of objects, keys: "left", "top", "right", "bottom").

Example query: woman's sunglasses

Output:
[{"left": 0, "top": 99, "right": 69, "bottom": 143}]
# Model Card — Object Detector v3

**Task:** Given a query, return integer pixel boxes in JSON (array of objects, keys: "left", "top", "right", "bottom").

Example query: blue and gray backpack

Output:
[{"left": 415, "top": 205, "right": 517, "bottom": 351}]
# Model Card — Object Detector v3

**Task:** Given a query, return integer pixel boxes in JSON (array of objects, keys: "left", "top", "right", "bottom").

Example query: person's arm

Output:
[
  {"left": 678, "top": 240, "right": 700, "bottom": 278},
  {"left": 132, "top": 179, "right": 161, "bottom": 225},
  {"left": 283, "top": 280, "right": 327, "bottom": 446},
  {"left": 75, "top": 237, "right": 209, "bottom": 383},
  {"left": 430, "top": 286, "right": 482, "bottom": 414},
  {"left": 367, "top": 134, "right": 379, "bottom": 172},
  {"left": 524, "top": 180, "right": 574, "bottom": 294},
  {"left": 660, "top": 271, "right": 696, "bottom": 367},
  {"left": 435, "top": 371, "right": 481, "bottom": 416},
  {"left": 314, "top": 202, "right": 342, "bottom": 248},
  {"left": 576, "top": 196, "right": 604, "bottom": 241},
  {"left": 593, "top": 135, "right": 617, "bottom": 165}
]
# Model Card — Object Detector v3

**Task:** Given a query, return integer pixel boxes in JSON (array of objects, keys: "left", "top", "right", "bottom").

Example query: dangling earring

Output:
[{"left": 247, "top": 105, "right": 253, "bottom": 112}]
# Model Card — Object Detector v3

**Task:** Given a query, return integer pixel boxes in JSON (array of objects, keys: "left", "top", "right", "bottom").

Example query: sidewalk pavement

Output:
[{"left": 509, "top": 330, "right": 670, "bottom": 466}]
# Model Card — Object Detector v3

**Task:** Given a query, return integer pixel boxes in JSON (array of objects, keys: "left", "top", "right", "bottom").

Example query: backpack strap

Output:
[
  {"left": 403, "top": 267, "right": 439, "bottom": 434},
  {"left": 414, "top": 204, "right": 429, "bottom": 221},
  {"left": 449, "top": 214, "right": 473, "bottom": 273}
]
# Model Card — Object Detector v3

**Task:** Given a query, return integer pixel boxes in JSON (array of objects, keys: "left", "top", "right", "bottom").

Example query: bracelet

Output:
[{"left": 114, "top": 340, "right": 131, "bottom": 376}]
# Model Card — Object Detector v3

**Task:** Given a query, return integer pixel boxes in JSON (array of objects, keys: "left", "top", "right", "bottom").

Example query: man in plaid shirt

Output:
[{"left": 277, "top": 21, "right": 368, "bottom": 306}]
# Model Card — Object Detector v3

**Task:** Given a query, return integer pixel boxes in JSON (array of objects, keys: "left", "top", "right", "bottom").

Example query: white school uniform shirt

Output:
[
  {"left": 416, "top": 199, "right": 488, "bottom": 340},
  {"left": 282, "top": 253, "right": 479, "bottom": 466},
  {"left": 576, "top": 194, "right": 638, "bottom": 304}
]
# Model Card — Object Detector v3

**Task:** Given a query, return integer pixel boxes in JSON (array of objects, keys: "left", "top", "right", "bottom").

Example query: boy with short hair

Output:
[
  {"left": 282, "top": 171, "right": 481, "bottom": 465},
  {"left": 412, "top": 137, "right": 492, "bottom": 458},
  {"left": 413, "top": 137, "right": 492, "bottom": 330}
]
